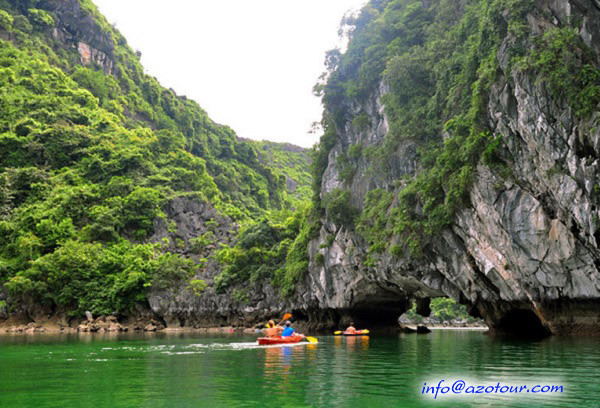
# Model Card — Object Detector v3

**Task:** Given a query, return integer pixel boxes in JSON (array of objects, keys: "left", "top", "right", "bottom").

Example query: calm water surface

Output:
[{"left": 0, "top": 330, "right": 598, "bottom": 407}]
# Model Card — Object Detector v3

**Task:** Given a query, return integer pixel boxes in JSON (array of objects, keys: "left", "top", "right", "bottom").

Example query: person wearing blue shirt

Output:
[{"left": 281, "top": 321, "right": 295, "bottom": 337}]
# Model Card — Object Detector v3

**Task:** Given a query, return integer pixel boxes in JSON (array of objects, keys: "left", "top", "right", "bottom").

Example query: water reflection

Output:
[
  {"left": 262, "top": 344, "right": 315, "bottom": 402},
  {"left": 333, "top": 335, "right": 369, "bottom": 351},
  {"left": 263, "top": 345, "right": 308, "bottom": 374},
  {"left": 345, "top": 335, "right": 369, "bottom": 351}
]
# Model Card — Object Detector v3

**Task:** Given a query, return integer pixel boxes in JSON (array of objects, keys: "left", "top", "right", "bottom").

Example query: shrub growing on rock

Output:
[
  {"left": 0, "top": 10, "right": 13, "bottom": 30},
  {"left": 323, "top": 189, "right": 358, "bottom": 228},
  {"left": 27, "top": 9, "right": 54, "bottom": 29},
  {"left": 12, "top": 15, "right": 32, "bottom": 33}
]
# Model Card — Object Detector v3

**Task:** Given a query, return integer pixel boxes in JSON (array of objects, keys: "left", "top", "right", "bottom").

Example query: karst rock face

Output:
[
  {"left": 290, "top": 0, "right": 600, "bottom": 335},
  {"left": 8, "top": 0, "right": 599, "bottom": 335},
  {"left": 146, "top": 197, "right": 287, "bottom": 328},
  {"left": 45, "top": 0, "right": 116, "bottom": 74}
]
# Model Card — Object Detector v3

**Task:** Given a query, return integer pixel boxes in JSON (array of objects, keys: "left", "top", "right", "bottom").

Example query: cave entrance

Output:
[
  {"left": 343, "top": 298, "right": 411, "bottom": 333},
  {"left": 351, "top": 307, "right": 404, "bottom": 328},
  {"left": 496, "top": 309, "right": 551, "bottom": 338}
]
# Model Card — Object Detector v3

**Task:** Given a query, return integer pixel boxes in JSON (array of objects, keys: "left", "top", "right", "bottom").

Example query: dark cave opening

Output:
[
  {"left": 496, "top": 309, "right": 551, "bottom": 338},
  {"left": 594, "top": 230, "right": 600, "bottom": 252},
  {"left": 415, "top": 297, "right": 431, "bottom": 317},
  {"left": 345, "top": 299, "right": 411, "bottom": 332},
  {"left": 351, "top": 308, "right": 403, "bottom": 328},
  {"left": 291, "top": 309, "right": 308, "bottom": 322}
]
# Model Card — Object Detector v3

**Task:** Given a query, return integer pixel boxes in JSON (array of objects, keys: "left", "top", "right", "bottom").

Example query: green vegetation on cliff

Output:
[
  {"left": 313, "top": 0, "right": 537, "bottom": 257},
  {"left": 214, "top": 205, "right": 319, "bottom": 297},
  {"left": 244, "top": 139, "right": 312, "bottom": 208},
  {"left": 0, "top": 0, "right": 310, "bottom": 317},
  {"left": 313, "top": 0, "right": 600, "bottom": 264},
  {"left": 526, "top": 26, "right": 600, "bottom": 118}
]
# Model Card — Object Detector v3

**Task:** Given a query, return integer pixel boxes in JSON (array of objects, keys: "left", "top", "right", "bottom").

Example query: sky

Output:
[{"left": 94, "top": 0, "right": 367, "bottom": 148}]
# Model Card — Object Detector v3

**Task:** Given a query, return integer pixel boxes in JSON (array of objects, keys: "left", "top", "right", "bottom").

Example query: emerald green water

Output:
[{"left": 0, "top": 330, "right": 598, "bottom": 407}]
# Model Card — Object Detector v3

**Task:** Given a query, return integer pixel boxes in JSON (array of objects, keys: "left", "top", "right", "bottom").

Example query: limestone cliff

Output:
[{"left": 295, "top": 0, "right": 600, "bottom": 335}]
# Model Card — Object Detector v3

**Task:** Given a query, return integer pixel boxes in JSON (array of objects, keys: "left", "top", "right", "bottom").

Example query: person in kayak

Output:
[
  {"left": 265, "top": 320, "right": 283, "bottom": 338},
  {"left": 281, "top": 321, "right": 296, "bottom": 337},
  {"left": 345, "top": 323, "right": 357, "bottom": 334}
]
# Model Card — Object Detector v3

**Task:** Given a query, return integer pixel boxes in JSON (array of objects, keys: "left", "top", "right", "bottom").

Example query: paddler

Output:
[
  {"left": 345, "top": 322, "right": 357, "bottom": 334},
  {"left": 265, "top": 320, "right": 283, "bottom": 338},
  {"left": 281, "top": 321, "right": 296, "bottom": 337}
]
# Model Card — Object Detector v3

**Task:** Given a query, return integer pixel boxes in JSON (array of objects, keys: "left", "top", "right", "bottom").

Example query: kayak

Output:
[
  {"left": 343, "top": 331, "right": 369, "bottom": 336},
  {"left": 257, "top": 336, "right": 304, "bottom": 345},
  {"left": 334, "top": 330, "right": 369, "bottom": 336}
]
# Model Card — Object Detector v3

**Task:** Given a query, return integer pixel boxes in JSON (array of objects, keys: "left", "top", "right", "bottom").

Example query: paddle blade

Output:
[
  {"left": 334, "top": 331, "right": 342, "bottom": 335},
  {"left": 362, "top": 329, "right": 370, "bottom": 334},
  {"left": 305, "top": 336, "right": 318, "bottom": 343},
  {"left": 282, "top": 313, "right": 292, "bottom": 321}
]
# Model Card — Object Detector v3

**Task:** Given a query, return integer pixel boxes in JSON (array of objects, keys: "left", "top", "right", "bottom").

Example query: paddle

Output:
[
  {"left": 264, "top": 313, "right": 292, "bottom": 329},
  {"left": 304, "top": 336, "right": 318, "bottom": 343},
  {"left": 279, "top": 313, "right": 292, "bottom": 325}
]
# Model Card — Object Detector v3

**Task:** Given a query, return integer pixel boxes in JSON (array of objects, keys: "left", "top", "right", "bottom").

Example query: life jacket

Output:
[{"left": 281, "top": 327, "right": 295, "bottom": 337}]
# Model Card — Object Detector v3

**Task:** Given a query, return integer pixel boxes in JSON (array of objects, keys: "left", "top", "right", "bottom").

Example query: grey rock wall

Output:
[
  {"left": 45, "top": 0, "right": 116, "bottom": 74},
  {"left": 146, "top": 197, "right": 286, "bottom": 328}
]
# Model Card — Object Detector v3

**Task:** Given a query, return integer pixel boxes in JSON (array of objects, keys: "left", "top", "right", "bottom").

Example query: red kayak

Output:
[{"left": 257, "top": 336, "right": 304, "bottom": 345}]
